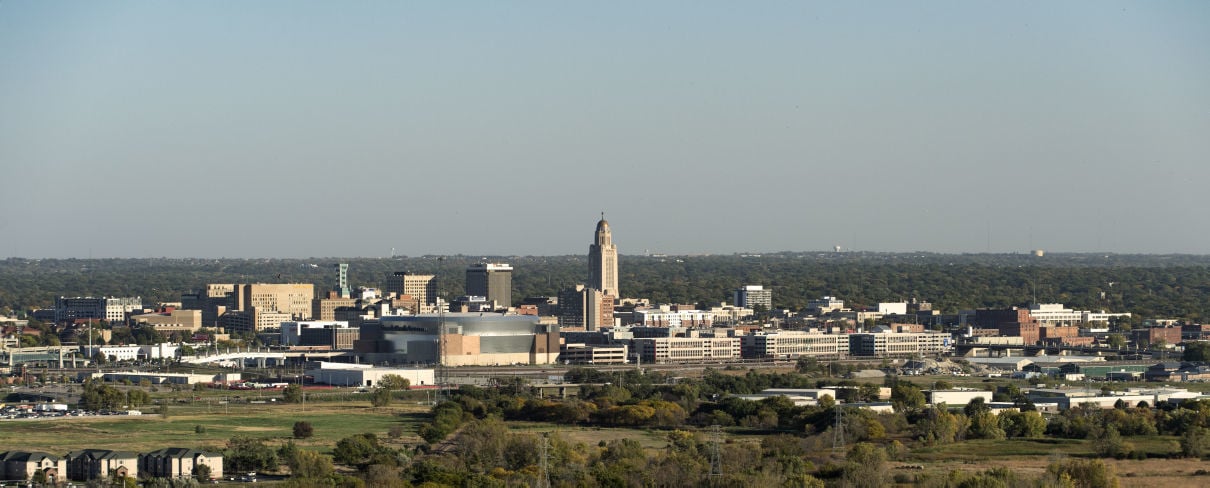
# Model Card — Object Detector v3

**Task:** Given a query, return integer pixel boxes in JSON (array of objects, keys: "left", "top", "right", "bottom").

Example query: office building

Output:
[
  {"left": 54, "top": 297, "right": 143, "bottom": 323},
  {"left": 588, "top": 214, "right": 619, "bottom": 298},
  {"left": 219, "top": 308, "right": 292, "bottom": 332},
  {"left": 232, "top": 283, "right": 315, "bottom": 320},
  {"left": 733, "top": 285, "right": 772, "bottom": 310},
  {"left": 848, "top": 332, "right": 952, "bottom": 357},
  {"left": 558, "top": 285, "right": 614, "bottom": 331},
  {"left": 385, "top": 272, "right": 437, "bottom": 306},
  {"left": 312, "top": 295, "right": 358, "bottom": 321},
  {"left": 632, "top": 337, "right": 741, "bottom": 364},
  {"left": 181, "top": 284, "right": 236, "bottom": 326},
  {"left": 741, "top": 331, "right": 850, "bottom": 359},
  {"left": 466, "top": 263, "right": 512, "bottom": 309}
]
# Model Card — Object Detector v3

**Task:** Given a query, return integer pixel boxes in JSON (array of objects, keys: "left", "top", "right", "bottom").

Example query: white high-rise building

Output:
[
  {"left": 589, "top": 214, "right": 619, "bottom": 298},
  {"left": 734, "top": 285, "right": 772, "bottom": 310}
]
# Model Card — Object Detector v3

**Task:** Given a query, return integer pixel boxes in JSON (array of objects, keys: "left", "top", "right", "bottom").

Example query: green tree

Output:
[
  {"left": 333, "top": 433, "right": 388, "bottom": 466},
  {"left": 1000, "top": 410, "right": 1046, "bottom": 438},
  {"left": 194, "top": 464, "right": 212, "bottom": 482},
  {"left": 293, "top": 421, "right": 314, "bottom": 439},
  {"left": 1180, "top": 427, "right": 1210, "bottom": 458},
  {"left": 1106, "top": 334, "right": 1127, "bottom": 349},
  {"left": 79, "top": 378, "right": 125, "bottom": 410},
  {"left": 287, "top": 449, "right": 335, "bottom": 479},
  {"left": 377, "top": 374, "right": 410, "bottom": 391},
  {"left": 843, "top": 443, "right": 888, "bottom": 488},
  {"left": 915, "top": 405, "right": 968, "bottom": 446},
  {"left": 225, "top": 436, "right": 279, "bottom": 473},
  {"left": 126, "top": 389, "right": 151, "bottom": 408},
  {"left": 1184, "top": 342, "right": 1210, "bottom": 362},
  {"left": 891, "top": 383, "right": 926, "bottom": 412},
  {"left": 1045, "top": 458, "right": 1119, "bottom": 488},
  {"left": 1091, "top": 425, "right": 1133, "bottom": 459},
  {"left": 283, "top": 383, "right": 304, "bottom": 403},
  {"left": 369, "top": 387, "right": 392, "bottom": 407}
]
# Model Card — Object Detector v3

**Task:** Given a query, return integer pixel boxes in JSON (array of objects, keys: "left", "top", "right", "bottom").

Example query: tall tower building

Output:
[
  {"left": 466, "top": 263, "right": 513, "bottom": 309},
  {"left": 334, "top": 263, "right": 351, "bottom": 299},
  {"left": 589, "top": 214, "right": 619, "bottom": 298}
]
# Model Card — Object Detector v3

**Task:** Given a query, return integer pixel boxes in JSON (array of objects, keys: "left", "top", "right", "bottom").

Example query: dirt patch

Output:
[{"left": 232, "top": 426, "right": 279, "bottom": 432}]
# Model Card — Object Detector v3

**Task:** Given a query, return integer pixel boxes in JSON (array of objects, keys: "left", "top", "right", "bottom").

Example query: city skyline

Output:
[{"left": 2, "top": 2, "right": 1208, "bottom": 258}]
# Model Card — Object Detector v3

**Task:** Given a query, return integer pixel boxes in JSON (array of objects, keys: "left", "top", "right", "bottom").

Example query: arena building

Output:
[{"left": 355, "top": 313, "right": 560, "bottom": 366}]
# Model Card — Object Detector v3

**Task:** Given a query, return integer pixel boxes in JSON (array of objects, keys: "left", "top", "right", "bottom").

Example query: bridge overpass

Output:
[
  {"left": 180, "top": 350, "right": 349, "bottom": 368},
  {"left": 2, "top": 346, "right": 88, "bottom": 368},
  {"left": 953, "top": 342, "right": 1158, "bottom": 359}
]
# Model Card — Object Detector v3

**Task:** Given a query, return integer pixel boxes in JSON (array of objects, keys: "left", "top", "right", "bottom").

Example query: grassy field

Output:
[
  {"left": 902, "top": 436, "right": 1209, "bottom": 488},
  {"left": 0, "top": 402, "right": 429, "bottom": 455},
  {"left": 7, "top": 393, "right": 1207, "bottom": 488}
]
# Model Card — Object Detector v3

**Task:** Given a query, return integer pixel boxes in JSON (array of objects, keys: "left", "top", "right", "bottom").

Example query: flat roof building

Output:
[
  {"left": 733, "top": 285, "right": 772, "bottom": 311},
  {"left": 466, "top": 264, "right": 513, "bottom": 309}
]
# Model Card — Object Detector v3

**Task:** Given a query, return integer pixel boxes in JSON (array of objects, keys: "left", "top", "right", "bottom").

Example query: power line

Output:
[
  {"left": 709, "top": 425, "right": 723, "bottom": 478},
  {"left": 537, "top": 434, "right": 552, "bottom": 488},
  {"left": 833, "top": 404, "right": 846, "bottom": 450}
]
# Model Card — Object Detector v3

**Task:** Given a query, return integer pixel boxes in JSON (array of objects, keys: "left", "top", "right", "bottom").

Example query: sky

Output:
[{"left": 1, "top": 1, "right": 1208, "bottom": 258}]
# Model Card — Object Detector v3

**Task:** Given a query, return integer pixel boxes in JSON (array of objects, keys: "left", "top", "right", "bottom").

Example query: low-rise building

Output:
[
  {"left": 139, "top": 448, "right": 222, "bottom": 480},
  {"left": 82, "top": 343, "right": 179, "bottom": 362},
  {"left": 88, "top": 371, "right": 222, "bottom": 385},
  {"left": 66, "top": 449, "right": 138, "bottom": 482},
  {"left": 630, "top": 308, "right": 714, "bottom": 328},
  {"left": 0, "top": 451, "right": 67, "bottom": 485},
  {"left": 848, "top": 332, "right": 951, "bottom": 357},
  {"left": 740, "top": 331, "right": 849, "bottom": 359},
  {"left": 632, "top": 337, "right": 741, "bottom": 364},
  {"left": 1132, "top": 326, "right": 1183, "bottom": 347},
  {"left": 305, "top": 362, "right": 435, "bottom": 388},
  {"left": 559, "top": 343, "right": 629, "bottom": 365},
  {"left": 131, "top": 309, "right": 203, "bottom": 334},
  {"left": 924, "top": 389, "right": 993, "bottom": 406}
]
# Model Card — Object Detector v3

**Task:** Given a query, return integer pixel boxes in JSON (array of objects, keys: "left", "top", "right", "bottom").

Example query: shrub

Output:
[{"left": 293, "top": 421, "right": 314, "bottom": 439}]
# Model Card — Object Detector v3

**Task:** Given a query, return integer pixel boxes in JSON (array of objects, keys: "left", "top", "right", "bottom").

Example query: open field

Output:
[
  {"left": 0, "top": 402, "right": 429, "bottom": 454},
  {"left": 6, "top": 395, "right": 1207, "bottom": 487},
  {"left": 903, "top": 436, "right": 1210, "bottom": 488}
]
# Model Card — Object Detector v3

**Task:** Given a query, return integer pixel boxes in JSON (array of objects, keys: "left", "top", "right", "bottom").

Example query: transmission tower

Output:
[
  {"left": 832, "top": 404, "right": 846, "bottom": 450},
  {"left": 435, "top": 299, "right": 449, "bottom": 404},
  {"left": 709, "top": 424, "right": 724, "bottom": 478},
  {"left": 537, "top": 434, "right": 552, "bottom": 488}
]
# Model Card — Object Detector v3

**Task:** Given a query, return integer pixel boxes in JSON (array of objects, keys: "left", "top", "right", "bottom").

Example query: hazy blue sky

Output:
[{"left": 2, "top": 1, "right": 1207, "bottom": 258}]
